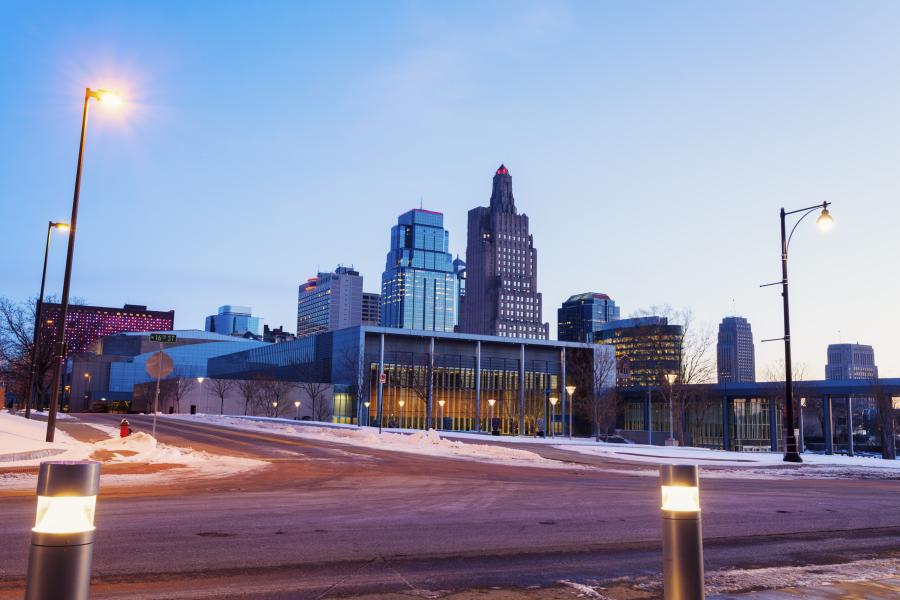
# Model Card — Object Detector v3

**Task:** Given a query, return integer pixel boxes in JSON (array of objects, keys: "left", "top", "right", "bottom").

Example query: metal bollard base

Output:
[
  {"left": 661, "top": 512, "right": 704, "bottom": 600},
  {"left": 26, "top": 541, "right": 94, "bottom": 600}
]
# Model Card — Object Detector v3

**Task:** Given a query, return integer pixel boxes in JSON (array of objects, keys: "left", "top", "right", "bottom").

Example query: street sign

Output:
[
  {"left": 146, "top": 351, "right": 174, "bottom": 379},
  {"left": 379, "top": 372, "right": 386, "bottom": 385},
  {"left": 149, "top": 333, "right": 177, "bottom": 343}
]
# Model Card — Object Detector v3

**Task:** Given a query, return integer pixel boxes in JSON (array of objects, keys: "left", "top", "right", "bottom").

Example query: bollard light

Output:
[
  {"left": 26, "top": 461, "right": 101, "bottom": 600},
  {"left": 659, "top": 464, "right": 704, "bottom": 600}
]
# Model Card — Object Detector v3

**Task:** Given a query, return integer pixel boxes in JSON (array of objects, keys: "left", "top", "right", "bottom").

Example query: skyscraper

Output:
[
  {"left": 361, "top": 292, "right": 381, "bottom": 326},
  {"left": 41, "top": 303, "right": 175, "bottom": 354},
  {"left": 557, "top": 293, "right": 620, "bottom": 342},
  {"left": 297, "top": 266, "right": 364, "bottom": 338},
  {"left": 826, "top": 343, "right": 878, "bottom": 380},
  {"left": 459, "top": 165, "right": 548, "bottom": 339},
  {"left": 717, "top": 316, "right": 756, "bottom": 383},
  {"left": 597, "top": 317, "right": 683, "bottom": 388},
  {"left": 380, "top": 209, "right": 458, "bottom": 332},
  {"left": 205, "top": 305, "right": 263, "bottom": 337}
]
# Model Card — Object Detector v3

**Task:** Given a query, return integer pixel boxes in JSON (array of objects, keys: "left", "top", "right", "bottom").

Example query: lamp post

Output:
[
  {"left": 438, "top": 399, "right": 445, "bottom": 430},
  {"left": 565, "top": 385, "right": 575, "bottom": 439},
  {"left": 46, "top": 88, "right": 122, "bottom": 443},
  {"left": 398, "top": 399, "right": 405, "bottom": 429},
  {"left": 659, "top": 464, "right": 704, "bottom": 600},
  {"left": 549, "top": 397, "right": 558, "bottom": 437},
  {"left": 665, "top": 372, "right": 678, "bottom": 446},
  {"left": 488, "top": 398, "right": 496, "bottom": 435},
  {"left": 294, "top": 400, "right": 301, "bottom": 420},
  {"left": 271, "top": 400, "right": 278, "bottom": 417},
  {"left": 196, "top": 377, "right": 204, "bottom": 413},
  {"left": 25, "top": 460, "right": 101, "bottom": 600},
  {"left": 25, "top": 222, "right": 69, "bottom": 419},
  {"left": 763, "top": 202, "right": 833, "bottom": 463},
  {"left": 363, "top": 401, "right": 370, "bottom": 426}
]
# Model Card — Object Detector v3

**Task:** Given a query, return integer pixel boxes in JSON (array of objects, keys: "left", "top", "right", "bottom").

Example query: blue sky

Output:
[{"left": 1, "top": 1, "right": 898, "bottom": 377}]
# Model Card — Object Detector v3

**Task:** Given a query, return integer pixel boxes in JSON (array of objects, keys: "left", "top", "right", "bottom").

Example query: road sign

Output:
[
  {"left": 149, "top": 333, "right": 177, "bottom": 343},
  {"left": 146, "top": 351, "right": 174, "bottom": 379},
  {"left": 379, "top": 372, "right": 386, "bottom": 385}
]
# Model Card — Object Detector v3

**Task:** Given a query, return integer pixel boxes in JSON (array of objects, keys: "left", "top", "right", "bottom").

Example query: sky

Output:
[{"left": 1, "top": 1, "right": 898, "bottom": 378}]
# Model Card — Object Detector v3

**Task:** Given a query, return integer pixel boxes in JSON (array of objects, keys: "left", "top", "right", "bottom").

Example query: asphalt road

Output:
[{"left": 1, "top": 415, "right": 897, "bottom": 599}]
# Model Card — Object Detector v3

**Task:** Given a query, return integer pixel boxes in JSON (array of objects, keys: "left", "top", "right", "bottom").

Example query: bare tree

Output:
[
  {"left": 290, "top": 361, "right": 332, "bottom": 422},
  {"left": 236, "top": 378, "right": 263, "bottom": 416},
  {"left": 207, "top": 378, "right": 235, "bottom": 415},
  {"left": 871, "top": 378, "right": 897, "bottom": 460},
  {"left": 764, "top": 360, "right": 811, "bottom": 444},
  {"left": 261, "top": 379, "right": 294, "bottom": 417},
  {"left": 338, "top": 346, "right": 373, "bottom": 425},
  {"left": 0, "top": 296, "right": 57, "bottom": 416},
  {"left": 165, "top": 371, "right": 195, "bottom": 413}
]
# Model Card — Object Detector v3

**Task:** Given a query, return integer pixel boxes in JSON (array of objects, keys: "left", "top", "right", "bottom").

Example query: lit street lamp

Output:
[
  {"left": 762, "top": 202, "right": 834, "bottom": 463},
  {"left": 398, "top": 399, "right": 405, "bottom": 429},
  {"left": 659, "top": 464, "right": 704, "bottom": 600},
  {"left": 25, "top": 222, "right": 69, "bottom": 419},
  {"left": 665, "top": 372, "right": 678, "bottom": 446},
  {"left": 271, "top": 400, "right": 278, "bottom": 417},
  {"left": 294, "top": 400, "right": 301, "bottom": 420},
  {"left": 363, "top": 401, "right": 370, "bottom": 426},
  {"left": 565, "top": 385, "right": 576, "bottom": 439},
  {"left": 437, "top": 399, "right": 445, "bottom": 430},
  {"left": 46, "top": 88, "right": 122, "bottom": 443},
  {"left": 549, "top": 397, "right": 558, "bottom": 437},
  {"left": 487, "top": 398, "right": 496, "bottom": 434}
]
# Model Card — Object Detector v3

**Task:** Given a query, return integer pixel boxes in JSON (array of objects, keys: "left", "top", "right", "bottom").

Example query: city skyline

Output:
[{"left": 2, "top": 2, "right": 899, "bottom": 376}]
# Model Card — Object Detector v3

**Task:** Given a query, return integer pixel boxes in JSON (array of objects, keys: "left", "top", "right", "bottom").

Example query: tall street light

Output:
[
  {"left": 25, "top": 222, "right": 69, "bottom": 419},
  {"left": 763, "top": 202, "right": 834, "bottom": 463},
  {"left": 294, "top": 400, "right": 301, "bottom": 420},
  {"left": 488, "top": 398, "right": 496, "bottom": 434},
  {"left": 565, "top": 385, "right": 576, "bottom": 439},
  {"left": 549, "top": 397, "right": 558, "bottom": 437},
  {"left": 665, "top": 372, "right": 678, "bottom": 446},
  {"left": 437, "top": 399, "right": 445, "bottom": 430},
  {"left": 46, "top": 88, "right": 122, "bottom": 443}
]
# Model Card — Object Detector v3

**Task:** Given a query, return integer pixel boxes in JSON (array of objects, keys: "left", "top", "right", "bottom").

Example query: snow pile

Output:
[
  {"left": 173, "top": 415, "right": 573, "bottom": 468},
  {"left": 0, "top": 412, "right": 90, "bottom": 463},
  {"left": 556, "top": 443, "right": 900, "bottom": 479},
  {"left": 705, "top": 557, "right": 900, "bottom": 595}
]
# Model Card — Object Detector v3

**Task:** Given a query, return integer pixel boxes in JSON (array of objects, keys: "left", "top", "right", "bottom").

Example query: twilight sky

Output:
[{"left": 1, "top": 1, "right": 898, "bottom": 378}]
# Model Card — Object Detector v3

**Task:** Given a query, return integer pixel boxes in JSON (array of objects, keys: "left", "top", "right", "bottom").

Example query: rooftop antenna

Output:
[
  {"left": 420, "top": 196, "right": 423, "bottom": 210},
  {"left": 730, "top": 297, "right": 736, "bottom": 316}
]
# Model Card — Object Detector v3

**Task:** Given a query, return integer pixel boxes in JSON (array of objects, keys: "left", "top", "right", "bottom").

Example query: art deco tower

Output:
[{"left": 459, "top": 165, "right": 549, "bottom": 339}]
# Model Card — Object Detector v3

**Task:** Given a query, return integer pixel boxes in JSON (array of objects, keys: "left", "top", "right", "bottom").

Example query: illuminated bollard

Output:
[
  {"left": 659, "top": 464, "right": 704, "bottom": 600},
  {"left": 25, "top": 461, "right": 101, "bottom": 600}
]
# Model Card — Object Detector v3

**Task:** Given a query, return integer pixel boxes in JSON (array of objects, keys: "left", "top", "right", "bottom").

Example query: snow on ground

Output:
[
  {"left": 554, "top": 442, "right": 900, "bottom": 479},
  {"left": 0, "top": 412, "right": 265, "bottom": 490},
  {"left": 172, "top": 414, "right": 580, "bottom": 469}
]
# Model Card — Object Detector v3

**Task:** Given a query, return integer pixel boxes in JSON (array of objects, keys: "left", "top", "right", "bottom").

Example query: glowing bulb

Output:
[
  {"left": 816, "top": 207, "right": 834, "bottom": 232},
  {"left": 549, "top": 397, "right": 558, "bottom": 406},
  {"left": 94, "top": 89, "right": 122, "bottom": 108},
  {"left": 33, "top": 496, "right": 96, "bottom": 534},
  {"left": 197, "top": 377, "right": 204, "bottom": 383},
  {"left": 565, "top": 385, "right": 576, "bottom": 396},
  {"left": 488, "top": 398, "right": 496, "bottom": 407},
  {"left": 54, "top": 223, "right": 70, "bottom": 231},
  {"left": 294, "top": 401, "right": 300, "bottom": 408},
  {"left": 661, "top": 485, "right": 700, "bottom": 512}
]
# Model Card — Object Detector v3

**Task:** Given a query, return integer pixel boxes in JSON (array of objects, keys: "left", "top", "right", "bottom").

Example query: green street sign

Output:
[{"left": 149, "top": 333, "right": 177, "bottom": 343}]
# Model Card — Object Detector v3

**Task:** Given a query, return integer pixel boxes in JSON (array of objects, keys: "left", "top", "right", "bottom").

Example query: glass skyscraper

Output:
[
  {"left": 557, "top": 292, "right": 621, "bottom": 342},
  {"left": 380, "top": 209, "right": 458, "bottom": 332}
]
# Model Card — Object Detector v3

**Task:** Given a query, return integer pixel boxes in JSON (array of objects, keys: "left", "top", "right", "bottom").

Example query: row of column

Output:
[{"left": 719, "top": 395, "right": 842, "bottom": 455}]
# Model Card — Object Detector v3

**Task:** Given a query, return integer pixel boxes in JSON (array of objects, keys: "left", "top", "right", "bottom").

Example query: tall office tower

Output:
[
  {"left": 361, "top": 292, "right": 382, "bottom": 326},
  {"left": 557, "top": 293, "right": 621, "bottom": 342},
  {"left": 380, "top": 209, "right": 459, "bottom": 332},
  {"left": 205, "top": 305, "right": 263, "bottom": 337},
  {"left": 597, "top": 316, "right": 683, "bottom": 387},
  {"left": 40, "top": 303, "right": 175, "bottom": 354},
  {"left": 459, "top": 165, "right": 549, "bottom": 339},
  {"left": 297, "top": 266, "right": 364, "bottom": 338},
  {"left": 717, "top": 316, "right": 756, "bottom": 383},
  {"left": 826, "top": 343, "right": 878, "bottom": 380}
]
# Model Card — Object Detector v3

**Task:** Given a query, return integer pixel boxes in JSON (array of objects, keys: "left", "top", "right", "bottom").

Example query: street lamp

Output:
[
  {"left": 763, "top": 202, "right": 834, "bottom": 463},
  {"left": 488, "top": 398, "right": 496, "bottom": 434},
  {"left": 664, "top": 372, "right": 678, "bottom": 446},
  {"left": 272, "top": 400, "right": 278, "bottom": 417},
  {"left": 25, "top": 222, "right": 69, "bottom": 419},
  {"left": 398, "top": 399, "right": 405, "bottom": 429},
  {"left": 565, "top": 385, "right": 576, "bottom": 439},
  {"left": 294, "top": 400, "right": 301, "bottom": 420},
  {"left": 549, "top": 397, "right": 558, "bottom": 437},
  {"left": 437, "top": 399, "right": 445, "bottom": 430},
  {"left": 363, "top": 401, "right": 370, "bottom": 426},
  {"left": 46, "top": 88, "right": 123, "bottom": 443}
]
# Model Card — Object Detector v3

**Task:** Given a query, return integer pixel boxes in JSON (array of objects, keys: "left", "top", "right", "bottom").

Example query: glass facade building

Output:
[
  {"left": 205, "top": 305, "right": 262, "bottom": 337},
  {"left": 557, "top": 292, "right": 621, "bottom": 343},
  {"left": 380, "top": 209, "right": 459, "bottom": 332},
  {"left": 596, "top": 316, "right": 683, "bottom": 388}
]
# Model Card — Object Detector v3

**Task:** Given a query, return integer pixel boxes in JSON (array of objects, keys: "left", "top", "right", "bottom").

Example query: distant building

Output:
[
  {"left": 826, "top": 343, "right": 878, "bottom": 380},
  {"left": 361, "top": 293, "right": 381, "bottom": 326},
  {"left": 597, "top": 316, "right": 683, "bottom": 388},
  {"left": 297, "top": 266, "right": 364, "bottom": 338},
  {"left": 263, "top": 325, "right": 296, "bottom": 344},
  {"left": 205, "top": 306, "right": 262, "bottom": 337},
  {"left": 380, "top": 209, "right": 459, "bottom": 332},
  {"left": 459, "top": 165, "right": 548, "bottom": 339},
  {"left": 557, "top": 293, "right": 620, "bottom": 343},
  {"left": 41, "top": 303, "right": 175, "bottom": 355},
  {"left": 452, "top": 256, "right": 466, "bottom": 328},
  {"left": 717, "top": 317, "right": 756, "bottom": 383}
]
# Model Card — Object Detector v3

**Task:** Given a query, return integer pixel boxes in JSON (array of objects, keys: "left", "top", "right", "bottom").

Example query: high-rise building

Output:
[
  {"left": 40, "top": 303, "right": 175, "bottom": 355},
  {"left": 459, "top": 165, "right": 548, "bottom": 339},
  {"left": 597, "top": 316, "right": 683, "bottom": 387},
  {"left": 452, "top": 256, "right": 466, "bottom": 329},
  {"left": 380, "top": 209, "right": 459, "bottom": 332},
  {"left": 557, "top": 293, "right": 620, "bottom": 342},
  {"left": 826, "top": 343, "right": 878, "bottom": 380},
  {"left": 297, "top": 266, "right": 364, "bottom": 338},
  {"left": 717, "top": 316, "right": 756, "bottom": 383},
  {"left": 361, "top": 293, "right": 381, "bottom": 326},
  {"left": 205, "top": 306, "right": 263, "bottom": 337}
]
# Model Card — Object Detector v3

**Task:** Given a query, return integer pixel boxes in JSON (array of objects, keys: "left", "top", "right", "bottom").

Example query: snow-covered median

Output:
[
  {"left": 0, "top": 412, "right": 265, "bottom": 489},
  {"left": 171, "top": 414, "right": 579, "bottom": 469},
  {"left": 556, "top": 442, "right": 900, "bottom": 479}
]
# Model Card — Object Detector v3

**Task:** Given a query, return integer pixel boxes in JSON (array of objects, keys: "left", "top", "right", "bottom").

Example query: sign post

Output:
[{"left": 146, "top": 334, "right": 175, "bottom": 437}]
